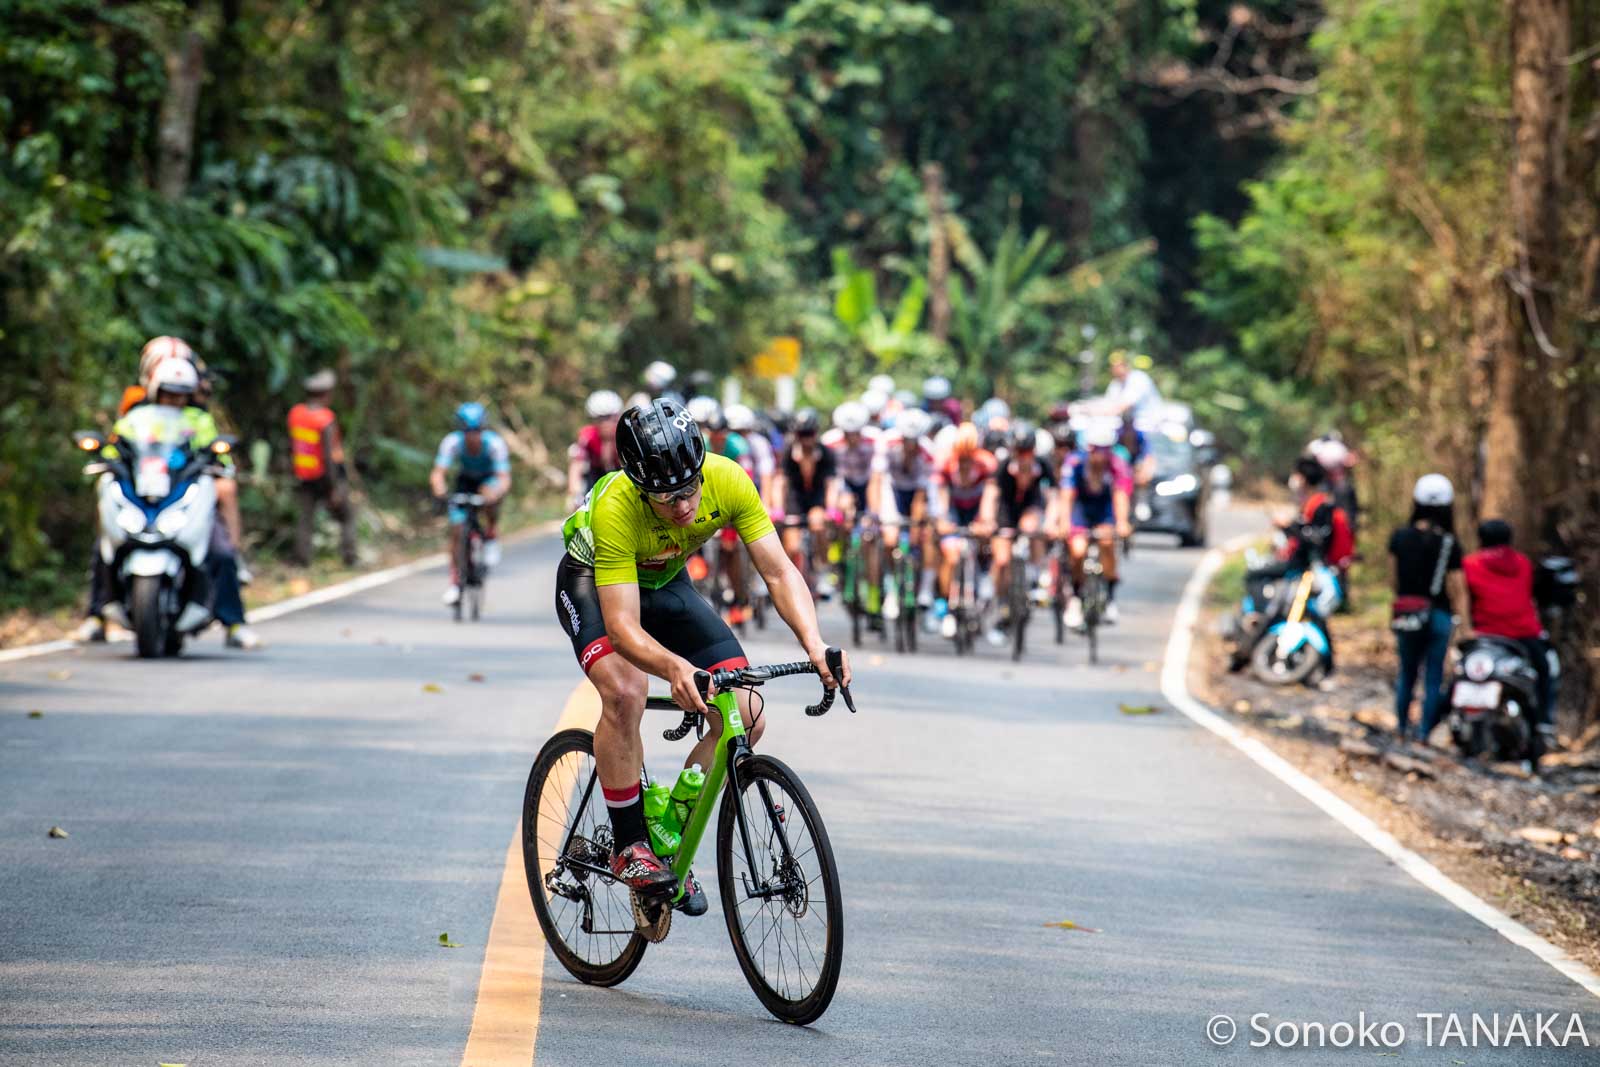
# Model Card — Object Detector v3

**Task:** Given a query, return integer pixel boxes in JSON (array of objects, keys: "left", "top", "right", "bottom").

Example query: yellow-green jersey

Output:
[{"left": 562, "top": 452, "right": 775, "bottom": 589}]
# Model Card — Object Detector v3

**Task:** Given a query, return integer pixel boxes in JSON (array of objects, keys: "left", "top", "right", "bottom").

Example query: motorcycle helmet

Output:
[
  {"left": 1413, "top": 473, "right": 1454, "bottom": 507},
  {"left": 149, "top": 358, "right": 199, "bottom": 397},
  {"left": 139, "top": 336, "right": 196, "bottom": 387}
]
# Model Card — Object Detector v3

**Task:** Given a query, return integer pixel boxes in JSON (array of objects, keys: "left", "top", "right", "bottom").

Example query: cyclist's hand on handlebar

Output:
[
  {"left": 668, "top": 656, "right": 709, "bottom": 714},
  {"left": 808, "top": 644, "right": 850, "bottom": 689}
]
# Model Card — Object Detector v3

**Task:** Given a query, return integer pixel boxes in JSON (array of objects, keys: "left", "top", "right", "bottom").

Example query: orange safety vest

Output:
[{"left": 287, "top": 403, "right": 337, "bottom": 481}]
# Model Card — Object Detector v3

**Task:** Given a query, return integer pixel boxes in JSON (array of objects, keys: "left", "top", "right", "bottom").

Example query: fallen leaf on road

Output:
[
  {"left": 422, "top": 683, "right": 443, "bottom": 694},
  {"left": 1042, "top": 919, "right": 1100, "bottom": 933},
  {"left": 1590, "top": 818, "right": 1600, "bottom": 838},
  {"left": 438, "top": 932, "right": 461, "bottom": 948},
  {"left": 49, "top": 669, "right": 71, "bottom": 681},
  {"left": 467, "top": 673, "right": 486, "bottom": 683},
  {"left": 27, "top": 710, "right": 42, "bottom": 719},
  {"left": 288, "top": 578, "right": 312, "bottom": 596},
  {"left": 1516, "top": 826, "right": 1566, "bottom": 846},
  {"left": 1559, "top": 846, "right": 1589, "bottom": 861},
  {"left": 1233, "top": 699, "right": 1252, "bottom": 714},
  {"left": 1118, "top": 703, "right": 1160, "bottom": 716},
  {"left": 47, "top": 826, "right": 68, "bottom": 839}
]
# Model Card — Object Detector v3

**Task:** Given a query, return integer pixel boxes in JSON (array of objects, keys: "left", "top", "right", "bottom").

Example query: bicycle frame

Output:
[{"left": 645, "top": 689, "right": 790, "bottom": 905}]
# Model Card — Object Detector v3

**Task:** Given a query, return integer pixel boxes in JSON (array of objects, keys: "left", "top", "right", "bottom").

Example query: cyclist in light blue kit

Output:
[{"left": 430, "top": 402, "right": 512, "bottom": 605}]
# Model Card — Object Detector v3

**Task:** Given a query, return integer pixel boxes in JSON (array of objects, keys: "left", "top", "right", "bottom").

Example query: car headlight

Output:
[
  {"left": 116, "top": 506, "right": 148, "bottom": 536},
  {"left": 1155, "top": 473, "right": 1198, "bottom": 496},
  {"left": 1463, "top": 649, "right": 1496, "bottom": 682}
]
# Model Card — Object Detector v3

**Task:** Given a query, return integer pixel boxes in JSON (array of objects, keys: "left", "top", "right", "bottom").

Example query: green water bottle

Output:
[
  {"left": 642, "top": 780, "right": 681, "bottom": 856},
  {"left": 670, "top": 764, "right": 706, "bottom": 830}
]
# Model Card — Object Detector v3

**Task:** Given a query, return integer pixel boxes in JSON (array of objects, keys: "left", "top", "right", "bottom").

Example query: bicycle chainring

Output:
[{"left": 631, "top": 890, "right": 673, "bottom": 943}]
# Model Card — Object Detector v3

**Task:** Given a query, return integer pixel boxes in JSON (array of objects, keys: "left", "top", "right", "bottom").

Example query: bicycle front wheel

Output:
[
  {"left": 522, "top": 729, "right": 647, "bottom": 986},
  {"left": 717, "top": 755, "right": 843, "bottom": 1025}
]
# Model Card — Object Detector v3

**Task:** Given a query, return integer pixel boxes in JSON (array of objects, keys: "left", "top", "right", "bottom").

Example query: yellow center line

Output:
[{"left": 460, "top": 682, "right": 601, "bottom": 1067}]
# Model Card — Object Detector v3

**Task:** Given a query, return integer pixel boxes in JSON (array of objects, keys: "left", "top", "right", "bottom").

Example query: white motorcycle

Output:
[{"left": 74, "top": 420, "right": 235, "bottom": 658}]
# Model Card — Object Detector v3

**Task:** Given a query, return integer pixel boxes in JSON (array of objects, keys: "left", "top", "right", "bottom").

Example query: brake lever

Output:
[{"left": 825, "top": 646, "right": 857, "bottom": 714}]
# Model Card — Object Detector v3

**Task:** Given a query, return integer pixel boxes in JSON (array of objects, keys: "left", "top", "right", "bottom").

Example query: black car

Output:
[{"left": 1133, "top": 430, "right": 1211, "bottom": 547}]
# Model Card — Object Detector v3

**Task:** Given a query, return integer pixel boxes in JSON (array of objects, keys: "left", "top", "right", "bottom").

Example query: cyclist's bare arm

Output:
[
  {"left": 977, "top": 480, "right": 1001, "bottom": 534},
  {"left": 598, "top": 582, "right": 709, "bottom": 713},
  {"left": 429, "top": 464, "right": 449, "bottom": 500},
  {"left": 1057, "top": 485, "right": 1077, "bottom": 538},
  {"left": 748, "top": 532, "right": 850, "bottom": 689},
  {"left": 1113, "top": 487, "right": 1132, "bottom": 537}
]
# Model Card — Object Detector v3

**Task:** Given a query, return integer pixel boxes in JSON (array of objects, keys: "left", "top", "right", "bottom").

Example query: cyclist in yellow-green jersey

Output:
[{"left": 554, "top": 398, "right": 849, "bottom": 911}]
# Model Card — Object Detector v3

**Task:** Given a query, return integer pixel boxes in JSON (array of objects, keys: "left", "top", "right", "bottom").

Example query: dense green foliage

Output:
[{"left": 2, "top": 0, "right": 1262, "bottom": 598}]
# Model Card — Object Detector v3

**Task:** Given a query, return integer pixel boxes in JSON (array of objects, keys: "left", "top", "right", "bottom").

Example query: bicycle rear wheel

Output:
[
  {"left": 522, "top": 729, "right": 647, "bottom": 986},
  {"left": 717, "top": 755, "right": 843, "bottom": 1025}
]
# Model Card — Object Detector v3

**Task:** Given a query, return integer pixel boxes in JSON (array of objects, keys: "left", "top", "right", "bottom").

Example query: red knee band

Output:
[{"left": 579, "top": 636, "right": 615, "bottom": 674}]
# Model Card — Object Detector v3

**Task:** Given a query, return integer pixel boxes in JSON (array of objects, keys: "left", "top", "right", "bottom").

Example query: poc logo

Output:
[
  {"left": 672, "top": 411, "right": 695, "bottom": 431},
  {"left": 580, "top": 639, "right": 609, "bottom": 666}
]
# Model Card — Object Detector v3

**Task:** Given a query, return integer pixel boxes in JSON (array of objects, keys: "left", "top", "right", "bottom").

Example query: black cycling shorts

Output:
[
  {"left": 554, "top": 554, "right": 747, "bottom": 676},
  {"left": 786, "top": 487, "right": 827, "bottom": 517}
]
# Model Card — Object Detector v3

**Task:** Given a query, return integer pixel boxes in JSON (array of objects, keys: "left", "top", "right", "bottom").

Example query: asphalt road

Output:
[{"left": 4, "top": 508, "right": 1597, "bottom": 1066}]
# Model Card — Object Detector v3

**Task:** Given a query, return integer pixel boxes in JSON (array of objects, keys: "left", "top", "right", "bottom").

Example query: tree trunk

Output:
[
  {"left": 922, "top": 163, "right": 951, "bottom": 344},
  {"left": 1482, "top": 0, "right": 1569, "bottom": 541},
  {"left": 155, "top": 30, "right": 206, "bottom": 200}
]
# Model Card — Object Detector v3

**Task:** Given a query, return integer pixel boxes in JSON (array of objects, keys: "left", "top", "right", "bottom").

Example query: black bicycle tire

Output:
[
  {"left": 716, "top": 754, "right": 843, "bottom": 1025},
  {"left": 1009, "top": 559, "right": 1029, "bottom": 662},
  {"left": 522, "top": 729, "right": 647, "bottom": 986}
]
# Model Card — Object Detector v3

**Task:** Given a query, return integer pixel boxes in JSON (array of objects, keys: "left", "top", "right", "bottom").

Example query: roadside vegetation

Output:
[{"left": 3, "top": 1, "right": 1596, "bottom": 730}]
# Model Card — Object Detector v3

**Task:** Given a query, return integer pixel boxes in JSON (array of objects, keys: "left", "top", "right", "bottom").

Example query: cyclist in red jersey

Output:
[{"left": 567, "top": 390, "right": 624, "bottom": 507}]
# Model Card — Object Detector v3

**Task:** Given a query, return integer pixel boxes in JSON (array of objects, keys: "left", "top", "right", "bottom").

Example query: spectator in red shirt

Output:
[
  {"left": 1280, "top": 456, "right": 1355, "bottom": 571},
  {"left": 1463, "top": 519, "right": 1556, "bottom": 735}
]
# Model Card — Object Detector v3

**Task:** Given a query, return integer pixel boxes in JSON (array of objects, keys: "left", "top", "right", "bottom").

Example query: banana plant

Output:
[{"left": 830, "top": 247, "right": 928, "bottom": 366}]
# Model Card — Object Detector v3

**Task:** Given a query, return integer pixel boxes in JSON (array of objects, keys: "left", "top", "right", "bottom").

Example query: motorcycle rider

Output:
[
  {"left": 102, "top": 360, "right": 262, "bottom": 649},
  {"left": 430, "top": 402, "right": 511, "bottom": 605},
  {"left": 1462, "top": 519, "right": 1557, "bottom": 747},
  {"left": 1104, "top": 350, "right": 1161, "bottom": 422}
]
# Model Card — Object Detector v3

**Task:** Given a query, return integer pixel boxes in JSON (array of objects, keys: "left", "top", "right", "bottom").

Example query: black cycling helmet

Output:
[
  {"left": 791, "top": 407, "right": 820, "bottom": 435},
  {"left": 1009, "top": 420, "right": 1038, "bottom": 452},
  {"left": 616, "top": 398, "right": 706, "bottom": 494}
]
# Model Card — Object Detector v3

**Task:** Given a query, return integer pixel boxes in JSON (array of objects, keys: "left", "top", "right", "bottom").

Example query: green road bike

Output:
[{"left": 522, "top": 649, "right": 855, "bottom": 1025}]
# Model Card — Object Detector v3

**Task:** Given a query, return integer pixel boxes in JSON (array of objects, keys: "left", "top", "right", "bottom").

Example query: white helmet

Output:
[
  {"left": 1034, "top": 427, "right": 1056, "bottom": 459},
  {"left": 832, "top": 401, "right": 870, "bottom": 434},
  {"left": 149, "top": 357, "right": 199, "bottom": 396},
  {"left": 686, "top": 395, "right": 721, "bottom": 425},
  {"left": 867, "top": 374, "right": 896, "bottom": 396},
  {"left": 894, "top": 408, "right": 932, "bottom": 440},
  {"left": 643, "top": 360, "right": 677, "bottom": 391},
  {"left": 1309, "top": 437, "right": 1350, "bottom": 470},
  {"left": 724, "top": 403, "right": 757, "bottom": 432},
  {"left": 979, "top": 397, "right": 1010, "bottom": 419},
  {"left": 860, "top": 389, "right": 890, "bottom": 417},
  {"left": 1413, "top": 473, "right": 1454, "bottom": 507},
  {"left": 923, "top": 375, "right": 952, "bottom": 401},
  {"left": 138, "top": 336, "right": 196, "bottom": 387},
  {"left": 585, "top": 389, "right": 623, "bottom": 419},
  {"left": 624, "top": 391, "right": 651, "bottom": 413},
  {"left": 1082, "top": 422, "right": 1118, "bottom": 449}
]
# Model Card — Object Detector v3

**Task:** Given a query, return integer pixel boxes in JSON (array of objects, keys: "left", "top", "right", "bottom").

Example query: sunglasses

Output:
[{"left": 644, "top": 477, "right": 702, "bottom": 505}]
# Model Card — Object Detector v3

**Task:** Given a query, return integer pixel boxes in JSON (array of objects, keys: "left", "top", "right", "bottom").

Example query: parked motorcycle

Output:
[
  {"left": 1446, "top": 636, "right": 1544, "bottom": 763},
  {"left": 1445, "top": 555, "right": 1577, "bottom": 767},
  {"left": 74, "top": 421, "right": 234, "bottom": 658},
  {"left": 1224, "top": 548, "right": 1342, "bottom": 686}
]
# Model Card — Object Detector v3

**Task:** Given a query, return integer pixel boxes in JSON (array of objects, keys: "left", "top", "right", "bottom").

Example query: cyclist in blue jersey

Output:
[{"left": 430, "top": 402, "right": 512, "bottom": 605}]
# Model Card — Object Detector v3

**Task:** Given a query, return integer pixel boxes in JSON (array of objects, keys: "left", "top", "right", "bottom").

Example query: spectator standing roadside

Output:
[
  {"left": 287, "top": 369, "right": 357, "bottom": 567},
  {"left": 1388, "top": 474, "right": 1465, "bottom": 743}
]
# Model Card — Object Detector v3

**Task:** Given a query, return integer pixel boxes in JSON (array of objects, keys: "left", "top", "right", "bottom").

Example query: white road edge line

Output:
[
  {"left": 1162, "top": 539, "right": 1600, "bottom": 1001},
  {"left": 0, "top": 520, "right": 561, "bottom": 664}
]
